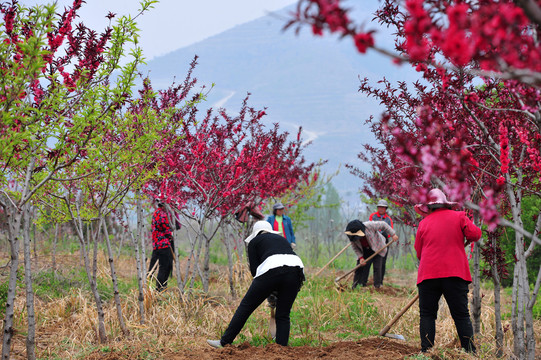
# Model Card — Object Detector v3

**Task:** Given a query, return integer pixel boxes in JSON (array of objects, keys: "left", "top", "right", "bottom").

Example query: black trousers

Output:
[
  {"left": 221, "top": 266, "right": 304, "bottom": 346},
  {"left": 381, "top": 251, "right": 388, "bottom": 283},
  {"left": 353, "top": 247, "right": 383, "bottom": 288},
  {"left": 381, "top": 238, "right": 390, "bottom": 283},
  {"left": 148, "top": 247, "right": 173, "bottom": 291},
  {"left": 418, "top": 277, "right": 476, "bottom": 353}
]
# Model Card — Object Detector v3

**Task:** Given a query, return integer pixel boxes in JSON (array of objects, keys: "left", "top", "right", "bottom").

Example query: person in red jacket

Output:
[
  {"left": 148, "top": 201, "right": 174, "bottom": 292},
  {"left": 414, "top": 189, "right": 482, "bottom": 354}
]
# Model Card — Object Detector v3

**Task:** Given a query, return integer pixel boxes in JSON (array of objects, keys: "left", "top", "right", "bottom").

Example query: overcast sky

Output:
[{"left": 20, "top": 0, "right": 297, "bottom": 60}]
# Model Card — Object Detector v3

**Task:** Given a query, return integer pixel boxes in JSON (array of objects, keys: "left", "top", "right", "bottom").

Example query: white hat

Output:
[{"left": 244, "top": 220, "right": 281, "bottom": 244}]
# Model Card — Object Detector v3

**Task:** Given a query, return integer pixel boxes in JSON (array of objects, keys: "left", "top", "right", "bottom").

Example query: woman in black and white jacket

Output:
[{"left": 207, "top": 221, "right": 305, "bottom": 348}]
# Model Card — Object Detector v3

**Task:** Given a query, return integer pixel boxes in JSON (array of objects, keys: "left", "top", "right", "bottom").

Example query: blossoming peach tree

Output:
[
  {"left": 143, "top": 96, "right": 314, "bottom": 293},
  {"left": 287, "top": 0, "right": 541, "bottom": 358},
  {"left": 0, "top": 0, "right": 157, "bottom": 355}
]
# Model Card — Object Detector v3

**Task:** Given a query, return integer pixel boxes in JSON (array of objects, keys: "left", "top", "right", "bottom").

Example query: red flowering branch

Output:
[{"left": 143, "top": 94, "right": 314, "bottom": 291}]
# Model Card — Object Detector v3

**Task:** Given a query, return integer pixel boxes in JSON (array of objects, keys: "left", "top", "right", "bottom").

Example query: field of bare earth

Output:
[{"left": 1, "top": 250, "right": 540, "bottom": 360}]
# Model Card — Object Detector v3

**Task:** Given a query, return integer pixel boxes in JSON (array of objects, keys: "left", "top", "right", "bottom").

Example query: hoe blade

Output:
[{"left": 384, "top": 333, "right": 405, "bottom": 340}]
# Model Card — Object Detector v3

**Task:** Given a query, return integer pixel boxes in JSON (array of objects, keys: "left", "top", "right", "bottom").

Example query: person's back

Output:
[
  {"left": 415, "top": 208, "right": 481, "bottom": 284},
  {"left": 248, "top": 232, "right": 297, "bottom": 277},
  {"left": 413, "top": 188, "right": 481, "bottom": 354},
  {"left": 148, "top": 203, "right": 174, "bottom": 291}
]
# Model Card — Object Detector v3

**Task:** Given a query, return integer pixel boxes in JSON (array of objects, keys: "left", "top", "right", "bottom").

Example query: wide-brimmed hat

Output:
[
  {"left": 344, "top": 219, "right": 366, "bottom": 237},
  {"left": 272, "top": 202, "right": 285, "bottom": 211},
  {"left": 414, "top": 189, "right": 458, "bottom": 217},
  {"left": 244, "top": 220, "right": 281, "bottom": 244},
  {"left": 377, "top": 199, "right": 389, "bottom": 208}
]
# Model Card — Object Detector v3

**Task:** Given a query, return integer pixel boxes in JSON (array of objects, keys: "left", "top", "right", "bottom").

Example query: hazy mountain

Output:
[{"left": 142, "top": 6, "right": 419, "bottom": 204}]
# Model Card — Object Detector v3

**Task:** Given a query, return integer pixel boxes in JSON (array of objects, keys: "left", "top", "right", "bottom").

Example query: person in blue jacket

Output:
[{"left": 267, "top": 202, "right": 296, "bottom": 249}]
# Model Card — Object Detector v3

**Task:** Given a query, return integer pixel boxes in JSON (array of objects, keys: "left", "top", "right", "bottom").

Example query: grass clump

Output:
[{"left": 0, "top": 280, "right": 8, "bottom": 315}]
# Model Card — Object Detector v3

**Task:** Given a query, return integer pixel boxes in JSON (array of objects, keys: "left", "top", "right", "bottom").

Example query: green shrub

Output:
[
  {"left": 33, "top": 270, "right": 85, "bottom": 300},
  {"left": 0, "top": 280, "right": 8, "bottom": 316}
]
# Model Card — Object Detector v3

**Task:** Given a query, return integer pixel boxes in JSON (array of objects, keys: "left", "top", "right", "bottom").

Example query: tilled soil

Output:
[{"left": 87, "top": 337, "right": 420, "bottom": 360}]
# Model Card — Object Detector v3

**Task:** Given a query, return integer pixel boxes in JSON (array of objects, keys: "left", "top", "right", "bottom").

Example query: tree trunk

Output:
[
  {"left": 136, "top": 193, "right": 147, "bottom": 283},
  {"left": 223, "top": 235, "right": 237, "bottom": 298},
  {"left": 525, "top": 264, "right": 541, "bottom": 360},
  {"left": 52, "top": 223, "right": 58, "bottom": 276},
  {"left": 203, "top": 236, "right": 211, "bottom": 293},
  {"left": 472, "top": 241, "right": 481, "bottom": 334},
  {"left": 127, "top": 204, "right": 146, "bottom": 324},
  {"left": 73, "top": 210, "right": 107, "bottom": 343},
  {"left": 22, "top": 204, "right": 36, "bottom": 360},
  {"left": 187, "top": 234, "right": 205, "bottom": 294},
  {"left": 506, "top": 183, "right": 526, "bottom": 359},
  {"left": 172, "top": 232, "right": 184, "bottom": 297},
  {"left": 91, "top": 222, "right": 98, "bottom": 285},
  {"left": 2, "top": 203, "right": 23, "bottom": 360},
  {"left": 492, "top": 236, "right": 504, "bottom": 358},
  {"left": 511, "top": 264, "right": 520, "bottom": 356},
  {"left": 102, "top": 217, "right": 129, "bottom": 336},
  {"left": 513, "top": 237, "right": 526, "bottom": 359},
  {"left": 32, "top": 213, "right": 37, "bottom": 267},
  {"left": 471, "top": 212, "right": 481, "bottom": 334},
  {"left": 518, "top": 254, "right": 533, "bottom": 360},
  {"left": 181, "top": 231, "right": 198, "bottom": 292}
]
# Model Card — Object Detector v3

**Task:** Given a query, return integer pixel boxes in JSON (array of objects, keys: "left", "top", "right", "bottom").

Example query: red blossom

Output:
[{"left": 353, "top": 32, "right": 374, "bottom": 53}]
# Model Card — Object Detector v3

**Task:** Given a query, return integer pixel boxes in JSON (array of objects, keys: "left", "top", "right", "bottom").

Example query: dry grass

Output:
[{"left": 2, "top": 251, "right": 541, "bottom": 359}]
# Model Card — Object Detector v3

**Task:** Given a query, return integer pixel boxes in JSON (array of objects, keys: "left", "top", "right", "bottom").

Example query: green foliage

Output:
[
  {"left": 386, "top": 250, "right": 419, "bottom": 272},
  {"left": 33, "top": 268, "right": 135, "bottom": 302},
  {"left": 499, "top": 196, "right": 541, "bottom": 287},
  {"left": 33, "top": 270, "right": 82, "bottom": 300},
  {"left": 0, "top": 280, "right": 8, "bottom": 316},
  {"left": 533, "top": 297, "right": 541, "bottom": 320}
]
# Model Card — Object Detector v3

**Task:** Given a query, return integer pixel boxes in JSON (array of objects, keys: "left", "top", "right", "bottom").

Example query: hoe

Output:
[
  {"left": 333, "top": 238, "right": 397, "bottom": 290},
  {"left": 378, "top": 294, "right": 419, "bottom": 340}
]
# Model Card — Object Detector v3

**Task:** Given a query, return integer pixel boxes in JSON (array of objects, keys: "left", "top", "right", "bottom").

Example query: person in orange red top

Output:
[
  {"left": 414, "top": 189, "right": 482, "bottom": 353},
  {"left": 368, "top": 199, "right": 394, "bottom": 283},
  {"left": 148, "top": 200, "right": 174, "bottom": 292},
  {"left": 267, "top": 202, "right": 296, "bottom": 249}
]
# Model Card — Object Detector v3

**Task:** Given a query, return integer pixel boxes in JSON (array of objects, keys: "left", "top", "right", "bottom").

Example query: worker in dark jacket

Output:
[{"left": 207, "top": 221, "right": 305, "bottom": 348}]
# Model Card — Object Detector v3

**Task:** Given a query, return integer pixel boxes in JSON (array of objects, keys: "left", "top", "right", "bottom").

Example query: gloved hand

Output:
[{"left": 291, "top": 243, "right": 296, "bottom": 250}]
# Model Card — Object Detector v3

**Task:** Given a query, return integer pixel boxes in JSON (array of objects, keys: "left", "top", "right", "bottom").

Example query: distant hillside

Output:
[{"left": 142, "top": 6, "right": 419, "bottom": 203}]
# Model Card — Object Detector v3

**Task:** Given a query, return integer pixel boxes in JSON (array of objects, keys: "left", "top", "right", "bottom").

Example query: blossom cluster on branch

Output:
[{"left": 289, "top": 0, "right": 541, "bottom": 229}]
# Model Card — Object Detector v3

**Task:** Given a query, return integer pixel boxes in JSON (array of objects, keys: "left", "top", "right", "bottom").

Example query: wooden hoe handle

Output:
[
  {"left": 313, "top": 243, "right": 351, "bottom": 277},
  {"left": 378, "top": 294, "right": 419, "bottom": 336}
]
